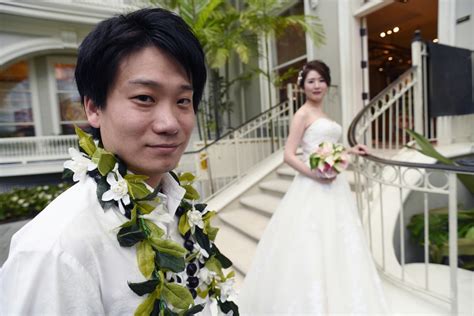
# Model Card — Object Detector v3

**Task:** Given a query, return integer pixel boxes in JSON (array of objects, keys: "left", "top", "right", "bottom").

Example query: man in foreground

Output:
[{"left": 0, "top": 8, "right": 237, "bottom": 315}]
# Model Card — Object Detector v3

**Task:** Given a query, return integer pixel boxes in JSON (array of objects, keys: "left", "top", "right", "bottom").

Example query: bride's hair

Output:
[{"left": 297, "top": 60, "right": 331, "bottom": 88}]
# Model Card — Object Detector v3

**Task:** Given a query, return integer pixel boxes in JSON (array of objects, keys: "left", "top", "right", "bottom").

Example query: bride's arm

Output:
[{"left": 283, "top": 114, "right": 328, "bottom": 182}]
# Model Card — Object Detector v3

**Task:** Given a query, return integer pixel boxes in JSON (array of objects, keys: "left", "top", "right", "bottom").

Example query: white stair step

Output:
[
  {"left": 214, "top": 219, "right": 257, "bottom": 275},
  {"left": 276, "top": 166, "right": 297, "bottom": 178},
  {"left": 219, "top": 208, "right": 270, "bottom": 242},
  {"left": 259, "top": 179, "right": 292, "bottom": 195},
  {"left": 240, "top": 194, "right": 281, "bottom": 217}
]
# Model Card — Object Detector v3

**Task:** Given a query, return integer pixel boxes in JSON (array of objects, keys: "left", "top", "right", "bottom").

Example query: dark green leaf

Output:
[
  {"left": 184, "top": 304, "right": 205, "bottom": 315},
  {"left": 211, "top": 245, "right": 233, "bottom": 269},
  {"left": 195, "top": 227, "right": 211, "bottom": 253},
  {"left": 150, "top": 299, "right": 161, "bottom": 316},
  {"left": 117, "top": 224, "right": 146, "bottom": 247},
  {"left": 128, "top": 279, "right": 159, "bottom": 296},
  {"left": 218, "top": 300, "right": 239, "bottom": 315},
  {"left": 155, "top": 251, "right": 185, "bottom": 273},
  {"left": 96, "top": 177, "right": 116, "bottom": 210},
  {"left": 194, "top": 203, "right": 207, "bottom": 212},
  {"left": 62, "top": 168, "right": 74, "bottom": 181},
  {"left": 163, "top": 306, "right": 178, "bottom": 316}
]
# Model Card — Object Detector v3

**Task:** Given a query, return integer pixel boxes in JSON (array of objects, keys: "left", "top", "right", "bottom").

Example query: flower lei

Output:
[{"left": 63, "top": 127, "right": 239, "bottom": 316}]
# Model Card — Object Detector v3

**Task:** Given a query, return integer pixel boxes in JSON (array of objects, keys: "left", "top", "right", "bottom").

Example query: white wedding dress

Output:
[{"left": 238, "top": 118, "right": 389, "bottom": 315}]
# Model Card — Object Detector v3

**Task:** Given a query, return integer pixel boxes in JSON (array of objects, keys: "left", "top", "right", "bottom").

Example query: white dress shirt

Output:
[{"left": 0, "top": 173, "right": 211, "bottom": 315}]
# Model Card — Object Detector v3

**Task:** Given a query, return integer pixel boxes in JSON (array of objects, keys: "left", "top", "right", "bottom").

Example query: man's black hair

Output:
[{"left": 75, "top": 8, "right": 207, "bottom": 114}]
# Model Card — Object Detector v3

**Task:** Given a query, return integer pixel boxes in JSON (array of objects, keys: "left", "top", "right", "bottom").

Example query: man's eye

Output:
[
  {"left": 177, "top": 98, "right": 192, "bottom": 107},
  {"left": 134, "top": 95, "right": 154, "bottom": 103}
]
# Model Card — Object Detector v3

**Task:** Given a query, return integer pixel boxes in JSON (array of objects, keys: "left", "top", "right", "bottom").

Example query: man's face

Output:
[{"left": 85, "top": 46, "right": 195, "bottom": 186}]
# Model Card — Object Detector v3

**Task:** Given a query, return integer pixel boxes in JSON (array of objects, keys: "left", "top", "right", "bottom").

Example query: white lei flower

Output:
[
  {"left": 218, "top": 278, "right": 236, "bottom": 303},
  {"left": 64, "top": 148, "right": 97, "bottom": 182},
  {"left": 193, "top": 242, "right": 209, "bottom": 261},
  {"left": 188, "top": 209, "right": 204, "bottom": 229},
  {"left": 102, "top": 166, "right": 131, "bottom": 214},
  {"left": 198, "top": 267, "right": 216, "bottom": 285}
]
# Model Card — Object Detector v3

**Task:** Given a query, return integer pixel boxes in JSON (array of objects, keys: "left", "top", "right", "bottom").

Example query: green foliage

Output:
[
  {"left": 151, "top": 0, "right": 325, "bottom": 137},
  {"left": 405, "top": 129, "right": 474, "bottom": 193},
  {"left": 0, "top": 183, "right": 71, "bottom": 222},
  {"left": 162, "top": 282, "right": 194, "bottom": 310},
  {"left": 407, "top": 206, "right": 474, "bottom": 270}
]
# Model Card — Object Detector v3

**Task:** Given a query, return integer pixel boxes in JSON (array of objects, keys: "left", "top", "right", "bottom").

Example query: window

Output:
[
  {"left": 54, "top": 62, "right": 88, "bottom": 134},
  {"left": 272, "top": 1, "right": 307, "bottom": 102},
  {"left": 0, "top": 61, "right": 35, "bottom": 137}
]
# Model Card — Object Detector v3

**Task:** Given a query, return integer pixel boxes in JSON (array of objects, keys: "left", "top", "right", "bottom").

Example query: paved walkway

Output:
[{"left": 0, "top": 220, "right": 29, "bottom": 266}]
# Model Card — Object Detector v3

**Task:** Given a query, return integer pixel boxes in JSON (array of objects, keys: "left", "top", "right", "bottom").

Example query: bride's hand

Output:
[
  {"left": 309, "top": 171, "right": 336, "bottom": 183},
  {"left": 349, "top": 144, "right": 369, "bottom": 156}
]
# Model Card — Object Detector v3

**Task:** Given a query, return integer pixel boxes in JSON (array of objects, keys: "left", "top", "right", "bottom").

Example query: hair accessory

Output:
[{"left": 297, "top": 70, "right": 303, "bottom": 86}]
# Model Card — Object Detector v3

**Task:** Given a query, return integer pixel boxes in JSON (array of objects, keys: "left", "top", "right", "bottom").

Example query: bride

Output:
[{"left": 238, "top": 60, "right": 389, "bottom": 315}]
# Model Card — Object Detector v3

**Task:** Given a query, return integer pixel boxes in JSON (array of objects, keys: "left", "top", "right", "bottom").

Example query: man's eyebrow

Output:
[{"left": 128, "top": 79, "right": 193, "bottom": 91}]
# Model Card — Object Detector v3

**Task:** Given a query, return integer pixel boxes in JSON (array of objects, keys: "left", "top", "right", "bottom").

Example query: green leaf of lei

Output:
[
  {"left": 184, "top": 304, "right": 205, "bottom": 315},
  {"left": 182, "top": 184, "right": 200, "bottom": 200},
  {"left": 212, "top": 245, "right": 233, "bottom": 269},
  {"left": 144, "top": 219, "right": 165, "bottom": 239},
  {"left": 75, "top": 125, "right": 96, "bottom": 156},
  {"left": 128, "top": 182, "right": 152, "bottom": 200},
  {"left": 117, "top": 224, "right": 146, "bottom": 247},
  {"left": 98, "top": 151, "right": 116, "bottom": 176},
  {"left": 218, "top": 300, "right": 239, "bottom": 315},
  {"left": 178, "top": 172, "right": 196, "bottom": 183},
  {"left": 134, "top": 291, "right": 156, "bottom": 316},
  {"left": 178, "top": 213, "right": 191, "bottom": 236},
  {"left": 150, "top": 238, "right": 186, "bottom": 258},
  {"left": 155, "top": 251, "right": 185, "bottom": 273},
  {"left": 162, "top": 282, "right": 193, "bottom": 310},
  {"left": 137, "top": 240, "right": 155, "bottom": 279},
  {"left": 128, "top": 279, "right": 160, "bottom": 296}
]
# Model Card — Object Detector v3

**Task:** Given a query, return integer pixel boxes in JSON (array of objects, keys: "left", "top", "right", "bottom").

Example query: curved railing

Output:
[{"left": 348, "top": 43, "right": 474, "bottom": 314}]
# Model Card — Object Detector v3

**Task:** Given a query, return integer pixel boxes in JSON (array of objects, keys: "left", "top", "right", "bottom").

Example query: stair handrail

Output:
[{"left": 180, "top": 83, "right": 303, "bottom": 201}]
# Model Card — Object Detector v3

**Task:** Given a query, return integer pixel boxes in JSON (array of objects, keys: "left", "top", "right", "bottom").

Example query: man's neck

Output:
[{"left": 146, "top": 174, "right": 164, "bottom": 189}]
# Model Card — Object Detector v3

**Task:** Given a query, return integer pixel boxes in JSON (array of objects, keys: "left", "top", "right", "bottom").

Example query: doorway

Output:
[{"left": 366, "top": 0, "right": 438, "bottom": 97}]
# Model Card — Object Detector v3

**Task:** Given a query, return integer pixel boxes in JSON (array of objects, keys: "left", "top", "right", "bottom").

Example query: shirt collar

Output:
[{"left": 159, "top": 173, "right": 186, "bottom": 217}]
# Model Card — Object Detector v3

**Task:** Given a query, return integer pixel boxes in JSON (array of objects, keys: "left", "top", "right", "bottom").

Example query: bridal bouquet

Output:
[{"left": 309, "top": 142, "right": 349, "bottom": 179}]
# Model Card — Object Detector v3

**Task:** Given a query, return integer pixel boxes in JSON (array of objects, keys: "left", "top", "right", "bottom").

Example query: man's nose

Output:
[{"left": 152, "top": 103, "right": 179, "bottom": 134}]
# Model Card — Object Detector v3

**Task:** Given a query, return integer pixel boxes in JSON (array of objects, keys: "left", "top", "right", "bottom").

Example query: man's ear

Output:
[{"left": 84, "top": 96, "right": 101, "bottom": 128}]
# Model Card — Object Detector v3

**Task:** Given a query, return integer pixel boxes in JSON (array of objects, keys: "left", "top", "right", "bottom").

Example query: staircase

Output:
[
  {"left": 210, "top": 152, "right": 456, "bottom": 314},
  {"left": 211, "top": 156, "right": 361, "bottom": 283}
]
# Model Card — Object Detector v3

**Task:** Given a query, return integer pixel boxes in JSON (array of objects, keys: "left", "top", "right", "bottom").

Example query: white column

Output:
[
  {"left": 436, "top": 0, "right": 457, "bottom": 144},
  {"left": 411, "top": 37, "right": 424, "bottom": 135}
]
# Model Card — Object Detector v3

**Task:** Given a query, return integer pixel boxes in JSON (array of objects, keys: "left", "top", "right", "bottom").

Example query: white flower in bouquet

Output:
[{"left": 309, "top": 141, "right": 350, "bottom": 179}]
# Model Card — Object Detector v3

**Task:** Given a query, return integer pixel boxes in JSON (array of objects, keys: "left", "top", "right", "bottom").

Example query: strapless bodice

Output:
[{"left": 300, "top": 118, "right": 342, "bottom": 160}]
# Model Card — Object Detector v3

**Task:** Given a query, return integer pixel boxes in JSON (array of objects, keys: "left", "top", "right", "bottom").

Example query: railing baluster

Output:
[
  {"left": 423, "top": 190, "right": 430, "bottom": 291},
  {"left": 398, "top": 166, "right": 405, "bottom": 282},
  {"left": 379, "top": 182, "right": 386, "bottom": 271},
  {"left": 448, "top": 172, "right": 458, "bottom": 315}
]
